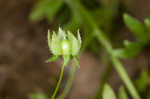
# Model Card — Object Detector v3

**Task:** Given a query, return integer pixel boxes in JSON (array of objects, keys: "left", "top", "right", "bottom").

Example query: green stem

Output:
[
  {"left": 51, "top": 64, "right": 65, "bottom": 99},
  {"left": 111, "top": 57, "right": 140, "bottom": 99},
  {"left": 57, "top": 64, "right": 77, "bottom": 99},
  {"left": 96, "top": 29, "right": 141, "bottom": 99}
]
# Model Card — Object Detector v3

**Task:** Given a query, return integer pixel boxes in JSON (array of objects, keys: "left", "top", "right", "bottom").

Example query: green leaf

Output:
[
  {"left": 114, "top": 14, "right": 150, "bottom": 59},
  {"left": 46, "top": 55, "right": 59, "bottom": 63},
  {"left": 112, "top": 41, "right": 141, "bottom": 58},
  {"left": 119, "top": 86, "right": 128, "bottom": 99},
  {"left": 135, "top": 69, "right": 150, "bottom": 92},
  {"left": 123, "top": 40, "right": 141, "bottom": 56},
  {"left": 29, "top": 93, "right": 48, "bottom": 99},
  {"left": 124, "top": 40, "right": 140, "bottom": 51},
  {"left": 29, "top": 0, "right": 63, "bottom": 22},
  {"left": 103, "top": 84, "right": 117, "bottom": 99},
  {"left": 147, "top": 94, "right": 150, "bottom": 99},
  {"left": 123, "top": 13, "right": 148, "bottom": 44},
  {"left": 51, "top": 32, "right": 62, "bottom": 55},
  {"left": 63, "top": 17, "right": 81, "bottom": 32},
  {"left": 67, "top": 31, "right": 80, "bottom": 55},
  {"left": 145, "top": 18, "right": 150, "bottom": 34},
  {"left": 63, "top": 55, "right": 70, "bottom": 66}
]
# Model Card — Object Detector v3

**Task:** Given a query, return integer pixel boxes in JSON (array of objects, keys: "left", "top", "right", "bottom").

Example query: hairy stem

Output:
[{"left": 51, "top": 64, "right": 65, "bottom": 99}]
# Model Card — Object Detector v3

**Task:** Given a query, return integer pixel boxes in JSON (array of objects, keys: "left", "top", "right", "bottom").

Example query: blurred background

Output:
[{"left": 1, "top": 0, "right": 150, "bottom": 99}]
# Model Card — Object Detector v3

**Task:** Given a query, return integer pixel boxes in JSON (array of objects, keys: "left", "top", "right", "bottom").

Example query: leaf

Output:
[
  {"left": 123, "top": 13, "right": 148, "bottom": 44},
  {"left": 147, "top": 94, "right": 150, "bottom": 99},
  {"left": 29, "top": 93, "right": 48, "bottom": 99},
  {"left": 51, "top": 32, "right": 62, "bottom": 55},
  {"left": 103, "top": 84, "right": 117, "bottom": 99},
  {"left": 46, "top": 55, "right": 59, "bottom": 63},
  {"left": 135, "top": 69, "right": 150, "bottom": 92},
  {"left": 63, "top": 16, "right": 81, "bottom": 32},
  {"left": 119, "top": 86, "right": 128, "bottom": 99},
  {"left": 112, "top": 41, "right": 141, "bottom": 58},
  {"left": 144, "top": 18, "right": 150, "bottom": 35},
  {"left": 29, "top": 0, "right": 63, "bottom": 22},
  {"left": 67, "top": 31, "right": 80, "bottom": 55}
]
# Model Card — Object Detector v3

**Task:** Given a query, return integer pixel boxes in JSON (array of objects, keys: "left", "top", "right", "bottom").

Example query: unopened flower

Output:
[{"left": 47, "top": 28, "right": 81, "bottom": 67}]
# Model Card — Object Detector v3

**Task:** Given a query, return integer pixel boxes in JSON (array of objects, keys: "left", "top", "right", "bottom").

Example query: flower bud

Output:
[{"left": 61, "top": 40, "right": 71, "bottom": 55}]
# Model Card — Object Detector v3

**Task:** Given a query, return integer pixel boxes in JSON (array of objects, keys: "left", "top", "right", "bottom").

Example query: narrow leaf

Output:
[
  {"left": 112, "top": 41, "right": 141, "bottom": 59},
  {"left": 30, "top": 0, "right": 63, "bottom": 22},
  {"left": 119, "top": 86, "right": 128, "bottom": 99},
  {"left": 145, "top": 18, "right": 150, "bottom": 35},
  {"left": 124, "top": 13, "right": 148, "bottom": 44},
  {"left": 103, "top": 84, "right": 117, "bottom": 99},
  {"left": 29, "top": 93, "right": 48, "bottom": 99},
  {"left": 46, "top": 55, "right": 59, "bottom": 63},
  {"left": 135, "top": 69, "right": 150, "bottom": 92}
]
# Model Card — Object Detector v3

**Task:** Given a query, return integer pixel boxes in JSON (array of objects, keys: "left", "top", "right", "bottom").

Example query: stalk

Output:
[
  {"left": 57, "top": 64, "right": 77, "bottom": 99},
  {"left": 111, "top": 57, "right": 140, "bottom": 99},
  {"left": 51, "top": 64, "right": 65, "bottom": 99},
  {"left": 96, "top": 29, "right": 141, "bottom": 99}
]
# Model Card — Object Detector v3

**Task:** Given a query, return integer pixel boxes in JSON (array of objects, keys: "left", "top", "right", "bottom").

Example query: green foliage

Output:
[
  {"left": 46, "top": 55, "right": 59, "bottom": 63},
  {"left": 113, "top": 14, "right": 150, "bottom": 58},
  {"left": 147, "top": 94, "right": 150, "bottom": 99},
  {"left": 103, "top": 84, "right": 117, "bottom": 99},
  {"left": 29, "top": 93, "right": 48, "bottom": 99},
  {"left": 119, "top": 86, "right": 128, "bottom": 99},
  {"left": 135, "top": 69, "right": 150, "bottom": 93},
  {"left": 145, "top": 18, "right": 150, "bottom": 33},
  {"left": 124, "top": 14, "right": 148, "bottom": 43},
  {"left": 30, "top": 0, "right": 63, "bottom": 22},
  {"left": 102, "top": 84, "right": 128, "bottom": 99}
]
